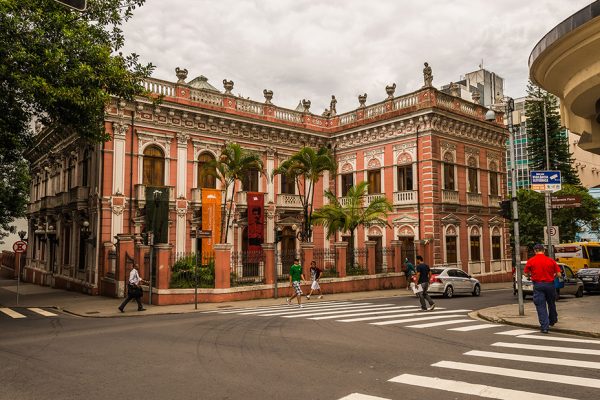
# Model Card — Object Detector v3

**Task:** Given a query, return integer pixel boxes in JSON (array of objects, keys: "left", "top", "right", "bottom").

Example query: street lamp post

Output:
[{"left": 487, "top": 98, "right": 524, "bottom": 316}]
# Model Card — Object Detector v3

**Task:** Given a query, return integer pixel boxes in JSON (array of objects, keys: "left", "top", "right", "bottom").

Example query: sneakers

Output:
[
  {"left": 286, "top": 298, "right": 291, "bottom": 305},
  {"left": 306, "top": 295, "right": 311, "bottom": 300},
  {"left": 299, "top": 304, "right": 304, "bottom": 308},
  {"left": 318, "top": 295, "right": 323, "bottom": 299},
  {"left": 428, "top": 304, "right": 436, "bottom": 311}
]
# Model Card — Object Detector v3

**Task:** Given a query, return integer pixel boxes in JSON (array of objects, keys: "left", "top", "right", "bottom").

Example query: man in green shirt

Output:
[{"left": 287, "top": 258, "right": 306, "bottom": 308}]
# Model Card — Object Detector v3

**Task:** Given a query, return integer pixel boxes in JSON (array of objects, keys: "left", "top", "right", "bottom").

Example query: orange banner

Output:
[{"left": 201, "top": 189, "right": 222, "bottom": 254}]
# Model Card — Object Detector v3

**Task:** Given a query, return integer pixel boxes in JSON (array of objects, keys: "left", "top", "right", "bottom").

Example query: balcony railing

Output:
[
  {"left": 236, "top": 191, "right": 247, "bottom": 206},
  {"left": 441, "top": 189, "right": 459, "bottom": 204},
  {"left": 467, "top": 192, "right": 483, "bottom": 206},
  {"left": 488, "top": 195, "right": 502, "bottom": 207},
  {"left": 393, "top": 190, "right": 417, "bottom": 206},
  {"left": 69, "top": 186, "right": 90, "bottom": 203},
  {"left": 276, "top": 194, "right": 303, "bottom": 208},
  {"left": 134, "top": 184, "right": 175, "bottom": 208}
]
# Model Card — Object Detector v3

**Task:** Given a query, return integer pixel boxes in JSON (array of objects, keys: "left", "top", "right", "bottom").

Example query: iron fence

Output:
[
  {"left": 169, "top": 251, "right": 215, "bottom": 289},
  {"left": 402, "top": 247, "right": 416, "bottom": 267},
  {"left": 230, "top": 250, "right": 265, "bottom": 286},
  {"left": 277, "top": 249, "right": 299, "bottom": 281},
  {"left": 347, "top": 247, "right": 368, "bottom": 276},
  {"left": 376, "top": 247, "right": 395, "bottom": 273},
  {"left": 313, "top": 247, "right": 338, "bottom": 278}
]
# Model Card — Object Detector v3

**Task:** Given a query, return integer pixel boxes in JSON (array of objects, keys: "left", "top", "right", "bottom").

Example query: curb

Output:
[{"left": 476, "top": 311, "right": 600, "bottom": 339}]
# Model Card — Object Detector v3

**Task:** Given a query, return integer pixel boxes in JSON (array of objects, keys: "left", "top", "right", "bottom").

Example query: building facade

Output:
[{"left": 24, "top": 67, "right": 510, "bottom": 296}]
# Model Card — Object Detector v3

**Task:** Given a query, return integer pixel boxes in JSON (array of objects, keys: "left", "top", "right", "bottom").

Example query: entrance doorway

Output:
[
  {"left": 368, "top": 235, "right": 383, "bottom": 271},
  {"left": 398, "top": 236, "right": 415, "bottom": 264}
]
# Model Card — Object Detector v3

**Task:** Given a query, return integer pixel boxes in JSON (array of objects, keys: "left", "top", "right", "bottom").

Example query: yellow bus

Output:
[{"left": 553, "top": 242, "right": 600, "bottom": 272}]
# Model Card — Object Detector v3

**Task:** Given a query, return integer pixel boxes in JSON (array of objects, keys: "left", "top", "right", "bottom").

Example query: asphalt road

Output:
[{"left": 1, "top": 288, "right": 598, "bottom": 400}]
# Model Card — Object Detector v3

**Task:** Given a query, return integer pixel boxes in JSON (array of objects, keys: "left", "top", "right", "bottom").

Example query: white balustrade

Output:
[
  {"left": 274, "top": 109, "right": 302, "bottom": 123},
  {"left": 142, "top": 79, "right": 175, "bottom": 97},
  {"left": 236, "top": 100, "right": 264, "bottom": 115},
  {"left": 442, "top": 189, "right": 459, "bottom": 204},
  {"left": 393, "top": 94, "right": 418, "bottom": 110},
  {"left": 365, "top": 104, "right": 386, "bottom": 119},
  {"left": 393, "top": 190, "right": 417, "bottom": 206},
  {"left": 467, "top": 192, "right": 483, "bottom": 206},
  {"left": 338, "top": 113, "right": 357, "bottom": 126},
  {"left": 276, "top": 194, "right": 302, "bottom": 208},
  {"left": 236, "top": 191, "right": 247, "bottom": 206},
  {"left": 189, "top": 89, "right": 223, "bottom": 106}
]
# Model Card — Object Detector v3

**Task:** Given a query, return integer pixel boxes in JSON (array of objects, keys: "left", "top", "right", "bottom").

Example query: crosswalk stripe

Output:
[
  {"left": 389, "top": 373, "right": 576, "bottom": 400},
  {"left": 492, "top": 341, "right": 600, "bottom": 356},
  {"left": 218, "top": 301, "right": 354, "bottom": 314},
  {"left": 495, "top": 329, "right": 536, "bottom": 336},
  {"left": 309, "top": 306, "right": 419, "bottom": 320},
  {"left": 338, "top": 394, "right": 391, "bottom": 400},
  {"left": 281, "top": 304, "right": 397, "bottom": 318},
  {"left": 28, "top": 308, "right": 57, "bottom": 317},
  {"left": 0, "top": 308, "right": 27, "bottom": 319},
  {"left": 448, "top": 323, "right": 499, "bottom": 332},
  {"left": 407, "top": 319, "right": 477, "bottom": 328},
  {"left": 465, "top": 350, "right": 600, "bottom": 370},
  {"left": 517, "top": 334, "right": 600, "bottom": 345},
  {"left": 248, "top": 302, "right": 371, "bottom": 316},
  {"left": 370, "top": 314, "right": 467, "bottom": 326},
  {"left": 339, "top": 308, "right": 468, "bottom": 323},
  {"left": 433, "top": 360, "right": 600, "bottom": 388}
]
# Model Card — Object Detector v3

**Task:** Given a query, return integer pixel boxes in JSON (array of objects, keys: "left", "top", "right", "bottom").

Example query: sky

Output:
[{"left": 121, "top": 0, "right": 592, "bottom": 114}]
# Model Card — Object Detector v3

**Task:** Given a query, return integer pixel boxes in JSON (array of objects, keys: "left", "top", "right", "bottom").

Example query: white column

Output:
[
  {"left": 175, "top": 133, "right": 189, "bottom": 254},
  {"left": 112, "top": 123, "right": 127, "bottom": 195},
  {"left": 266, "top": 149, "right": 275, "bottom": 202},
  {"left": 322, "top": 170, "right": 330, "bottom": 248},
  {"left": 176, "top": 207, "right": 187, "bottom": 254}
]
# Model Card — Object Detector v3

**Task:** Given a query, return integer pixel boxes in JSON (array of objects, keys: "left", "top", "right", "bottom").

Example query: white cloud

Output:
[{"left": 121, "top": 0, "right": 592, "bottom": 113}]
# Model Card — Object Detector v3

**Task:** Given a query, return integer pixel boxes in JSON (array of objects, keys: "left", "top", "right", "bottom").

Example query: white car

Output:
[
  {"left": 513, "top": 262, "right": 584, "bottom": 299},
  {"left": 427, "top": 267, "right": 481, "bottom": 298}
]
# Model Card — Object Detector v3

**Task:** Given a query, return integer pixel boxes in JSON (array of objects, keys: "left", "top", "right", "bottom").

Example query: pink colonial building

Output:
[{"left": 24, "top": 66, "right": 511, "bottom": 301}]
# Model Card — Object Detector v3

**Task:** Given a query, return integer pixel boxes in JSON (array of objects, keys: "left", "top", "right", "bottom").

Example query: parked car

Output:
[
  {"left": 513, "top": 262, "right": 584, "bottom": 299},
  {"left": 576, "top": 268, "right": 600, "bottom": 293},
  {"left": 427, "top": 267, "right": 481, "bottom": 298}
]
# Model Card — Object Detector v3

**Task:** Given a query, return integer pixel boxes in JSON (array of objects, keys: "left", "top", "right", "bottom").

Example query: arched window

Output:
[
  {"left": 445, "top": 225, "right": 458, "bottom": 264},
  {"left": 491, "top": 227, "right": 502, "bottom": 260},
  {"left": 467, "top": 156, "right": 478, "bottom": 194},
  {"left": 242, "top": 169, "right": 259, "bottom": 192},
  {"left": 489, "top": 161, "right": 499, "bottom": 196},
  {"left": 197, "top": 152, "right": 216, "bottom": 189},
  {"left": 143, "top": 145, "right": 165, "bottom": 187},
  {"left": 469, "top": 226, "right": 481, "bottom": 261},
  {"left": 443, "top": 152, "right": 455, "bottom": 190}
]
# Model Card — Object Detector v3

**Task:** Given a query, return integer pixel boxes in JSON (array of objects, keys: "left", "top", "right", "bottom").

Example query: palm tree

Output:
[
  {"left": 312, "top": 181, "right": 392, "bottom": 265},
  {"left": 272, "top": 146, "right": 336, "bottom": 242},
  {"left": 205, "top": 142, "right": 264, "bottom": 244}
]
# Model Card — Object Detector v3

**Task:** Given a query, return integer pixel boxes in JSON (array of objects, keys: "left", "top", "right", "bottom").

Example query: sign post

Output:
[
  {"left": 531, "top": 171, "right": 561, "bottom": 259},
  {"left": 13, "top": 240, "right": 27, "bottom": 305},
  {"left": 544, "top": 226, "right": 560, "bottom": 246}
]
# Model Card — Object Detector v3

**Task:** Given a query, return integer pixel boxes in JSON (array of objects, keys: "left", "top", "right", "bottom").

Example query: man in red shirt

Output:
[{"left": 524, "top": 243, "right": 561, "bottom": 333}]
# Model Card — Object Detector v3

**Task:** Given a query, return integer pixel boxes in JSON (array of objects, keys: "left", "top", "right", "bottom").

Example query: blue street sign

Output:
[{"left": 530, "top": 170, "right": 562, "bottom": 192}]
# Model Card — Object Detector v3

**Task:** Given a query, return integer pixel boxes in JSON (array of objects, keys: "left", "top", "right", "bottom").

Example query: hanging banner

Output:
[
  {"left": 201, "top": 189, "right": 222, "bottom": 255},
  {"left": 247, "top": 192, "right": 264, "bottom": 253}
]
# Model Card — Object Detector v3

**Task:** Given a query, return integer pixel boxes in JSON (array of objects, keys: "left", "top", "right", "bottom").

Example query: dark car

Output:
[{"left": 576, "top": 268, "right": 600, "bottom": 293}]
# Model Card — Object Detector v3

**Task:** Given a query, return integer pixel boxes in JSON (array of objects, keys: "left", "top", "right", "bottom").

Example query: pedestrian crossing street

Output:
[
  {"left": 205, "top": 300, "right": 485, "bottom": 331},
  {"left": 0, "top": 307, "right": 59, "bottom": 319},
  {"left": 338, "top": 329, "right": 600, "bottom": 400}
]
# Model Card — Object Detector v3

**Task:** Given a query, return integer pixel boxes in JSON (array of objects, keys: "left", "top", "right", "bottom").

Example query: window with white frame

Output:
[
  {"left": 469, "top": 226, "right": 481, "bottom": 261},
  {"left": 491, "top": 228, "right": 502, "bottom": 260},
  {"left": 397, "top": 164, "right": 413, "bottom": 191},
  {"left": 443, "top": 152, "right": 455, "bottom": 190},
  {"left": 467, "top": 156, "right": 478, "bottom": 194},
  {"left": 445, "top": 225, "right": 458, "bottom": 264},
  {"left": 489, "top": 161, "right": 499, "bottom": 197},
  {"left": 340, "top": 172, "right": 353, "bottom": 196},
  {"left": 367, "top": 169, "right": 381, "bottom": 194}
]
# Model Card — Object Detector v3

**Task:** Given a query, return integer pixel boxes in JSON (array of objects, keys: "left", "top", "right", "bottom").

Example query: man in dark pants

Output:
[
  {"left": 524, "top": 244, "right": 561, "bottom": 333},
  {"left": 415, "top": 255, "right": 436, "bottom": 311},
  {"left": 118, "top": 264, "right": 147, "bottom": 313}
]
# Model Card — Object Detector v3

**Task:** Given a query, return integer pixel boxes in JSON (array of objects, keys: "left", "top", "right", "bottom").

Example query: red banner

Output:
[{"left": 247, "top": 192, "right": 264, "bottom": 252}]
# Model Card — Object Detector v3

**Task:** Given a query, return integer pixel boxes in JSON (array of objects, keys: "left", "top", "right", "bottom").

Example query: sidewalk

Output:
[
  {"left": 3, "top": 278, "right": 597, "bottom": 337},
  {"left": 475, "top": 295, "right": 600, "bottom": 338}
]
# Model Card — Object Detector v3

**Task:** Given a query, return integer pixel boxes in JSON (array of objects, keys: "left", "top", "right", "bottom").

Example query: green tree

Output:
[
  {"left": 206, "top": 143, "right": 264, "bottom": 244},
  {"left": 272, "top": 146, "right": 336, "bottom": 242},
  {"left": 0, "top": 0, "right": 154, "bottom": 236},
  {"left": 516, "top": 185, "right": 600, "bottom": 247},
  {"left": 525, "top": 82, "right": 580, "bottom": 185},
  {"left": 312, "top": 182, "right": 392, "bottom": 265}
]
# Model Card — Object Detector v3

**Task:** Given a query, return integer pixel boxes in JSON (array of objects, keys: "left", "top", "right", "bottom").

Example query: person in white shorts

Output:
[{"left": 307, "top": 260, "right": 323, "bottom": 300}]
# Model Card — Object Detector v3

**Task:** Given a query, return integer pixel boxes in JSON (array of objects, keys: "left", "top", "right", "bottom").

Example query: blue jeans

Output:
[{"left": 532, "top": 282, "right": 558, "bottom": 331}]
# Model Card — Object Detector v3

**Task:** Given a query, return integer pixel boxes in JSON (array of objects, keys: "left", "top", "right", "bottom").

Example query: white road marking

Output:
[
  {"left": 222, "top": 301, "right": 355, "bottom": 314},
  {"left": 407, "top": 319, "right": 477, "bottom": 328},
  {"left": 448, "top": 323, "right": 499, "bottom": 332},
  {"left": 27, "top": 308, "right": 57, "bottom": 317},
  {"left": 517, "top": 334, "right": 600, "bottom": 345},
  {"left": 370, "top": 314, "right": 468, "bottom": 326},
  {"left": 309, "top": 306, "right": 419, "bottom": 320},
  {"left": 495, "top": 329, "right": 536, "bottom": 336},
  {"left": 433, "top": 360, "right": 600, "bottom": 388},
  {"left": 492, "top": 341, "right": 600, "bottom": 356},
  {"left": 389, "top": 373, "right": 576, "bottom": 400},
  {"left": 465, "top": 350, "right": 600, "bottom": 370},
  {"left": 339, "top": 308, "right": 469, "bottom": 323},
  {"left": 0, "top": 308, "right": 26, "bottom": 319},
  {"left": 250, "top": 303, "right": 373, "bottom": 316},
  {"left": 281, "top": 304, "right": 397, "bottom": 318},
  {"left": 338, "top": 394, "right": 391, "bottom": 400}
]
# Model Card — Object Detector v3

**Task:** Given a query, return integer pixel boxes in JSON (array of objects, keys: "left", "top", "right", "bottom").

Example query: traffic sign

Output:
[
  {"left": 544, "top": 226, "right": 560, "bottom": 245},
  {"left": 13, "top": 240, "right": 27, "bottom": 253},
  {"left": 530, "top": 170, "right": 562, "bottom": 193},
  {"left": 551, "top": 195, "right": 582, "bottom": 209}
]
